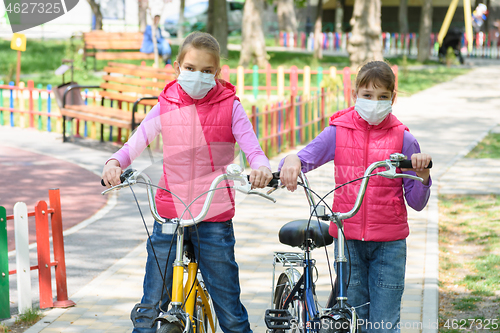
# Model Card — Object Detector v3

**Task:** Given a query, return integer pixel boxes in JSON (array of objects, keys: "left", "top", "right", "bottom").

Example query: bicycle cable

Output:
[
  {"left": 131, "top": 180, "right": 194, "bottom": 313},
  {"left": 294, "top": 172, "right": 379, "bottom": 307},
  {"left": 135, "top": 180, "right": 234, "bottom": 313}
]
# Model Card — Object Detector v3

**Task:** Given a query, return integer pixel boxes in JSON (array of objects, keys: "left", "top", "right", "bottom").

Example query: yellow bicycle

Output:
[{"left": 102, "top": 164, "right": 276, "bottom": 332}]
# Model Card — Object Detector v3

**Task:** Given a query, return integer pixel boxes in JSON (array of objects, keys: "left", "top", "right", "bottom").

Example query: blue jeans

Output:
[
  {"left": 132, "top": 221, "right": 252, "bottom": 333},
  {"left": 334, "top": 239, "right": 406, "bottom": 333}
]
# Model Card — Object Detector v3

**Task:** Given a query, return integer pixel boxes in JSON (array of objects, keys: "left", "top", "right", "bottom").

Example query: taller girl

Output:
[
  {"left": 102, "top": 32, "right": 272, "bottom": 333},
  {"left": 280, "top": 60, "right": 432, "bottom": 332}
]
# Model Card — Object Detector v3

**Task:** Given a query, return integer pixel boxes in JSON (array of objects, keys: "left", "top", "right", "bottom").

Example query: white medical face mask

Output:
[
  {"left": 177, "top": 69, "right": 216, "bottom": 99},
  {"left": 354, "top": 98, "right": 392, "bottom": 125}
]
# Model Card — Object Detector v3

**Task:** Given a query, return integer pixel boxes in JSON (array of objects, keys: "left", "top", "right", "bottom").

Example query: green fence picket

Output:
[
  {"left": 252, "top": 65, "right": 259, "bottom": 100},
  {"left": 0, "top": 206, "right": 9, "bottom": 319}
]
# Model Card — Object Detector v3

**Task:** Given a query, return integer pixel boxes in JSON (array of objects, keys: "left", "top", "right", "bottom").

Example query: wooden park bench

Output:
[
  {"left": 55, "top": 62, "right": 175, "bottom": 143},
  {"left": 83, "top": 31, "right": 155, "bottom": 70}
]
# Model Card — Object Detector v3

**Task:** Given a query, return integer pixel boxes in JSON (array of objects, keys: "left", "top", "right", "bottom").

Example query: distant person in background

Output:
[
  {"left": 438, "top": 27, "right": 464, "bottom": 65},
  {"left": 141, "top": 15, "right": 172, "bottom": 65},
  {"left": 472, "top": 3, "right": 488, "bottom": 33}
]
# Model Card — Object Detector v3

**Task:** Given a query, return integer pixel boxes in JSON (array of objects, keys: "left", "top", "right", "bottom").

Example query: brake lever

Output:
[
  {"left": 101, "top": 177, "right": 137, "bottom": 195},
  {"left": 248, "top": 190, "right": 277, "bottom": 203},
  {"left": 376, "top": 164, "right": 423, "bottom": 183}
]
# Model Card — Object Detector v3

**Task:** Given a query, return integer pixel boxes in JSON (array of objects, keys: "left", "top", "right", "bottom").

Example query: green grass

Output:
[
  {"left": 15, "top": 308, "right": 42, "bottom": 325},
  {"left": 466, "top": 132, "right": 500, "bottom": 159},
  {"left": 439, "top": 194, "right": 500, "bottom": 328},
  {"left": 452, "top": 296, "right": 481, "bottom": 311}
]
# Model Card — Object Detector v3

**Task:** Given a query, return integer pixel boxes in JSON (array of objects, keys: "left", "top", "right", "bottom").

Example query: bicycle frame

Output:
[
  {"left": 103, "top": 164, "right": 276, "bottom": 332},
  {"left": 267, "top": 153, "right": 426, "bottom": 332}
]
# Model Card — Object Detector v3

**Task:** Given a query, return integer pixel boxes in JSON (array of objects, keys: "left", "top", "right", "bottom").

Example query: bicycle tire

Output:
[
  {"left": 157, "top": 322, "right": 183, "bottom": 333},
  {"left": 274, "top": 271, "right": 303, "bottom": 333}
]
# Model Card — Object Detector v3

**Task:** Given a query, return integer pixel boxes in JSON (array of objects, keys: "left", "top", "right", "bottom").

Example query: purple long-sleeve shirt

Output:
[
  {"left": 109, "top": 100, "right": 271, "bottom": 171},
  {"left": 279, "top": 126, "right": 432, "bottom": 211}
]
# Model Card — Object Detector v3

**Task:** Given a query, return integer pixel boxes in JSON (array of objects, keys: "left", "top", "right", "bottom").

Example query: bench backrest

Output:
[
  {"left": 83, "top": 32, "right": 144, "bottom": 50},
  {"left": 98, "top": 62, "right": 176, "bottom": 106}
]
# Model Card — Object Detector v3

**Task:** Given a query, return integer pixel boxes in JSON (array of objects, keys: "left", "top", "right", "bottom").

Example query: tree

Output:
[
  {"left": 399, "top": 0, "right": 409, "bottom": 35},
  {"left": 347, "top": 0, "right": 383, "bottom": 68},
  {"left": 239, "top": 0, "right": 268, "bottom": 68},
  {"left": 139, "top": 0, "right": 148, "bottom": 32},
  {"left": 178, "top": 0, "right": 186, "bottom": 38},
  {"left": 417, "top": 0, "right": 433, "bottom": 62},
  {"left": 207, "top": 0, "right": 229, "bottom": 57},
  {"left": 87, "top": 0, "right": 103, "bottom": 30},
  {"left": 335, "top": 0, "right": 345, "bottom": 33},
  {"left": 313, "top": 0, "right": 323, "bottom": 59},
  {"left": 277, "top": 0, "right": 298, "bottom": 35}
]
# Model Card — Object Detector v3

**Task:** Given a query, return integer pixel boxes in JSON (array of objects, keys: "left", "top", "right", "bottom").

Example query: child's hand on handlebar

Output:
[
  {"left": 101, "top": 159, "right": 123, "bottom": 188},
  {"left": 400, "top": 153, "right": 432, "bottom": 185},
  {"left": 249, "top": 166, "right": 273, "bottom": 189},
  {"left": 280, "top": 154, "right": 302, "bottom": 192}
]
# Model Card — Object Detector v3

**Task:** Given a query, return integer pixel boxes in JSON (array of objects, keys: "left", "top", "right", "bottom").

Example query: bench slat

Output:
[
  {"left": 101, "top": 82, "right": 162, "bottom": 96},
  {"left": 96, "top": 52, "right": 155, "bottom": 60},
  {"left": 98, "top": 91, "right": 159, "bottom": 106},
  {"left": 101, "top": 75, "right": 168, "bottom": 89},
  {"left": 104, "top": 66, "right": 172, "bottom": 80},
  {"left": 84, "top": 32, "right": 144, "bottom": 39}
]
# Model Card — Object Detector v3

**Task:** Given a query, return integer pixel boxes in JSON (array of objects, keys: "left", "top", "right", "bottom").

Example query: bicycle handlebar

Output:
[
  {"left": 101, "top": 164, "right": 276, "bottom": 227},
  {"left": 271, "top": 153, "right": 432, "bottom": 222}
]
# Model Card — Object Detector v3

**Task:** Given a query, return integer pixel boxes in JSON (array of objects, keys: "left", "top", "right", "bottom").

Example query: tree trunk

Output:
[
  {"left": 417, "top": 0, "right": 433, "bottom": 62},
  {"left": 138, "top": 0, "right": 148, "bottom": 32},
  {"left": 334, "top": 0, "right": 345, "bottom": 33},
  {"left": 347, "top": 0, "right": 383, "bottom": 69},
  {"left": 207, "top": 0, "right": 228, "bottom": 57},
  {"left": 313, "top": 0, "right": 323, "bottom": 59},
  {"left": 178, "top": 0, "right": 185, "bottom": 38},
  {"left": 398, "top": 0, "right": 409, "bottom": 35},
  {"left": 239, "top": 0, "right": 268, "bottom": 68},
  {"left": 87, "top": 0, "right": 103, "bottom": 30},
  {"left": 277, "top": 0, "right": 298, "bottom": 34}
]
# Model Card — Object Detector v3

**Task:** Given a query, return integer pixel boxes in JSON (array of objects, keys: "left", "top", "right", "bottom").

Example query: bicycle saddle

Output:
[{"left": 279, "top": 220, "right": 333, "bottom": 249}]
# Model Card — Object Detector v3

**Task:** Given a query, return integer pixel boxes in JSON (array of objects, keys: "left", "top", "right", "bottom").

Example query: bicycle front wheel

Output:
[
  {"left": 193, "top": 280, "right": 217, "bottom": 333},
  {"left": 274, "top": 269, "right": 304, "bottom": 332},
  {"left": 157, "top": 322, "right": 184, "bottom": 333}
]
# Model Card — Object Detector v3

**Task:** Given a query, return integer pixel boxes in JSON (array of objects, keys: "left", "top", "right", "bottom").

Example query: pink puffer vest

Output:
[
  {"left": 329, "top": 107, "right": 409, "bottom": 241},
  {"left": 155, "top": 79, "right": 238, "bottom": 222}
]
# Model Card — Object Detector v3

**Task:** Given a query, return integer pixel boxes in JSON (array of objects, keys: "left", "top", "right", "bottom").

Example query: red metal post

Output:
[
  {"left": 49, "top": 189, "right": 76, "bottom": 308},
  {"left": 35, "top": 200, "right": 53, "bottom": 309}
]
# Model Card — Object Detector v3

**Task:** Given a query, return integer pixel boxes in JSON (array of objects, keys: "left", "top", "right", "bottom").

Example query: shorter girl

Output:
[
  {"left": 279, "top": 61, "right": 432, "bottom": 332},
  {"left": 102, "top": 32, "right": 272, "bottom": 333}
]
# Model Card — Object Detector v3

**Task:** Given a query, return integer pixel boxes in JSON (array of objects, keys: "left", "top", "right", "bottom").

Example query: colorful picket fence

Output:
[
  {"left": 0, "top": 80, "right": 58, "bottom": 133},
  {"left": 277, "top": 31, "right": 500, "bottom": 59},
  {"left": 0, "top": 189, "right": 75, "bottom": 319},
  {"left": 1, "top": 64, "right": 398, "bottom": 155}
]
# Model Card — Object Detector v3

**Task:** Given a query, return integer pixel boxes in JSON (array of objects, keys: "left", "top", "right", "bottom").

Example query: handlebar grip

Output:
[
  {"left": 246, "top": 174, "right": 280, "bottom": 188},
  {"left": 101, "top": 169, "right": 135, "bottom": 187},
  {"left": 398, "top": 159, "right": 433, "bottom": 169}
]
